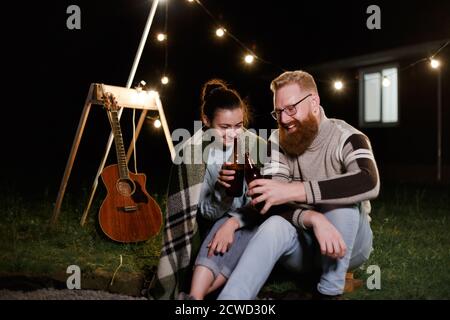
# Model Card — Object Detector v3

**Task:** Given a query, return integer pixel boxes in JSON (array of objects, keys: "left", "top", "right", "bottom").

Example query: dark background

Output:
[{"left": 3, "top": 0, "right": 450, "bottom": 203}]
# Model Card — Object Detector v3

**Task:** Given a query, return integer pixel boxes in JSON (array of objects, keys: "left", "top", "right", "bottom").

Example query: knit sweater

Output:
[{"left": 264, "top": 107, "right": 380, "bottom": 227}]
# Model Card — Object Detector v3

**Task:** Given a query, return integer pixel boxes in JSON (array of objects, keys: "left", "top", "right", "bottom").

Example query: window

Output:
[{"left": 359, "top": 65, "right": 398, "bottom": 127}]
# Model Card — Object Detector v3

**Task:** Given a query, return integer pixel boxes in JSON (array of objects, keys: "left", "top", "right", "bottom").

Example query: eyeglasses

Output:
[{"left": 270, "top": 93, "right": 312, "bottom": 120}]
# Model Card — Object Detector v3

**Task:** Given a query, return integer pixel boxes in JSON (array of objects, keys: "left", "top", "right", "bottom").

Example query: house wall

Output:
[{"left": 316, "top": 60, "right": 450, "bottom": 183}]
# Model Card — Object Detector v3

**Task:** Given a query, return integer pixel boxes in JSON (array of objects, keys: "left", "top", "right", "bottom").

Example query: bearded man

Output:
[{"left": 217, "top": 70, "right": 380, "bottom": 300}]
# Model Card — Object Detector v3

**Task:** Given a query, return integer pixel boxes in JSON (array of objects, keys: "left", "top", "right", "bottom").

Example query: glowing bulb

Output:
[
  {"left": 382, "top": 77, "right": 391, "bottom": 87},
  {"left": 430, "top": 59, "right": 440, "bottom": 69},
  {"left": 157, "top": 33, "right": 166, "bottom": 42},
  {"left": 154, "top": 119, "right": 162, "bottom": 128},
  {"left": 244, "top": 54, "right": 254, "bottom": 64},
  {"left": 216, "top": 28, "right": 225, "bottom": 37},
  {"left": 187, "top": 0, "right": 194, "bottom": 2},
  {"left": 334, "top": 81, "right": 343, "bottom": 90},
  {"left": 161, "top": 76, "right": 169, "bottom": 85}
]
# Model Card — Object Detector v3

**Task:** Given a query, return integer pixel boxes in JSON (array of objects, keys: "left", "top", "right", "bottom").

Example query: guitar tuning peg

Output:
[{"left": 135, "top": 80, "right": 147, "bottom": 91}]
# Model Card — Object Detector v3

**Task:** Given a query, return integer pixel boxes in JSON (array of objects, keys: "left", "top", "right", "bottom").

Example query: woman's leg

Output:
[
  {"left": 206, "top": 274, "right": 227, "bottom": 294},
  {"left": 189, "top": 265, "right": 215, "bottom": 299},
  {"left": 190, "top": 217, "right": 229, "bottom": 299}
]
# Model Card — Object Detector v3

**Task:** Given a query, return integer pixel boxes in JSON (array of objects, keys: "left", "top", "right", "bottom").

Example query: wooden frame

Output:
[{"left": 51, "top": 83, "right": 174, "bottom": 225}]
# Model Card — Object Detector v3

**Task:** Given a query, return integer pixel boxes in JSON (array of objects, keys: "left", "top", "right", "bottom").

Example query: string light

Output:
[
  {"left": 430, "top": 58, "right": 440, "bottom": 69},
  {"left": 215, "top": 27, "right": 225, "bottom": 37},
  {"left": 154, "top": 119, "right": 162, "bottom": 128},
  {"left": 161, "top": 76, "right": 169, "bottom": 85},
  {"left": 334, "top": 80, "right": 343, "bottom": 90},
  {"left": 157, "top": 33, "right": 167, "bottom": 42},
  {"left": 161, "top": 2, "right": 448, "bottom": 92},
  {"left": 244, "top": 54, "right": 255, "bottom": 64},
  {"left": 146, "top": 115, "right": 162, "bottom": 129},
  {"left": 190, "top": 0, "right": 284, "bottom": 71}
]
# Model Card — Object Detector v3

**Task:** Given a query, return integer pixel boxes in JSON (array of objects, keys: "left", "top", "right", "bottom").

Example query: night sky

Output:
[{"left": 3, "top": 0, "right": 450, "bottom": 200}]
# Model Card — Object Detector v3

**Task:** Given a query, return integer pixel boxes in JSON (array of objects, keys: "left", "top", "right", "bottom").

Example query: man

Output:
[{"left": 217, "top": 70, "right": 379, "bottom": 299}]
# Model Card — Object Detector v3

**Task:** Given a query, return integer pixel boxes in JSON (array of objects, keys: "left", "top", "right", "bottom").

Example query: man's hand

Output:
[
  {"left": 217, "top": 162, "right": 235, "bottom": 189},
  {"left": 207, "top": 217, "right": 240, "bottom": 257},
  {"left": 302, "top": 210, "right": 347, "bottom": 259},
  {"left": 247, "top": 179, "right": 306, "bottom": 214}
]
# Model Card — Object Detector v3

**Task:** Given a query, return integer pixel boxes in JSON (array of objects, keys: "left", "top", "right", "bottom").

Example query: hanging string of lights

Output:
[
  {"left": 153, "top": 1, "right": 447, "bottom": 93},
  {"left": 190, "top": 0, "right": 286, "bottom": 72},
  {"left": 327, "top": 40, "right": 449, "bottom": 92}
]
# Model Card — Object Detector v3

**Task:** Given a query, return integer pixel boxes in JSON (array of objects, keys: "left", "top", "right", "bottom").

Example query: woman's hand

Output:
[
  {"left": 217, "top": 162, "right": 235, "bottom": 189},
  {"left": 207, "top": 217, "right": 240, "bottom": 257}
]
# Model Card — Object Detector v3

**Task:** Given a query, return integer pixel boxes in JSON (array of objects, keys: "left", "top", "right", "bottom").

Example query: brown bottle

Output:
[
  {"left": 244, "top": 152, "right": 265, "bottom": 211},
  {"left": 244, "top": 152, "right": 262, "bottom": 184},
  {"left": 224, "top": 137, "right": 244, "bottom": 197}
]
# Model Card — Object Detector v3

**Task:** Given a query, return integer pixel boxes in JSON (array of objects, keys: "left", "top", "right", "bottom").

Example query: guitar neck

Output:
[{"left": 109, "top": 109, "right": 130, "bottom": 179}]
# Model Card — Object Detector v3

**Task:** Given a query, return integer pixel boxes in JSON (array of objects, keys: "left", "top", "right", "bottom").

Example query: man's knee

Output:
[
  {"left": 323, "top": 206, "right": 360, "bottom": 227},
  {"left": 256, "top": 215, "right": 297, "bottom": 243}
]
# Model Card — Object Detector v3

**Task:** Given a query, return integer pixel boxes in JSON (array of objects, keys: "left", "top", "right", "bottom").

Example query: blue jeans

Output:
[
  {"left": 195, "top": 216, "right": 257, "bottom": 279},
  {"left": 217, "top": 206, "right": 373, "bottom": 299}
]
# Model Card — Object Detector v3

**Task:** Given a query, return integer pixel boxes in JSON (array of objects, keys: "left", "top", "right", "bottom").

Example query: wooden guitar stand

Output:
[{"left": 51, "top": 83, "right": 174, "bottom": 226}]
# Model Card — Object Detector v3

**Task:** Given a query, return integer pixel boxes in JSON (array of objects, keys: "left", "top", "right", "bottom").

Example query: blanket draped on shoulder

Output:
[{"left": 148, "top": 128, "right": 267, "bottom": 299}]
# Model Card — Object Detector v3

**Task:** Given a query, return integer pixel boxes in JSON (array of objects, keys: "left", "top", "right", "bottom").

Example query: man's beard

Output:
[{"left": 279, "top": 112, "right": 319, "bottom": 156}]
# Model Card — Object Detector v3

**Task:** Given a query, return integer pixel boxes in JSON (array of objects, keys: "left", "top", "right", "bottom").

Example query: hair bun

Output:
[{"left": 201, "top": 79, "right": 228, "bottom": 102}]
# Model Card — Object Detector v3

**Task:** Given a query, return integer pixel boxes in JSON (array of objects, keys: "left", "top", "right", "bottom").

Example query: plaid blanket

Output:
[{"left": 148, "top": 128, "right": 266, "bottom": 299}]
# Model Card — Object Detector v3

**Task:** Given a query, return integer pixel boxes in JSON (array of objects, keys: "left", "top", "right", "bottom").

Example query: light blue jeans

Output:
[{"left": 217, "top": 206, "right": 373, "bottom": 299}]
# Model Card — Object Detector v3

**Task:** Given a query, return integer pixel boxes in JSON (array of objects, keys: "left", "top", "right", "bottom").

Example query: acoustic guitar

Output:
[{"left": 99, "top": 92, "right": 162, "bottom": 243}]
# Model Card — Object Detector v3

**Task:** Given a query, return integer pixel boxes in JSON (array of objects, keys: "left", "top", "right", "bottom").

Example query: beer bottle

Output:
[
  {"left": 225, "top": 137, "right": 244, "bottom": 197},
  {"left": 244, "top": 152, "right": 262, "bottom": 184},
  {"left": 244, "top": 152, "right": 266, "bottom": 211}
]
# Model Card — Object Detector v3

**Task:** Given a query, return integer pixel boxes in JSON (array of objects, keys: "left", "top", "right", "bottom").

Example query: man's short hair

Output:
[{"left": 270, "top": 70, "right": 318, "bottom": 94}]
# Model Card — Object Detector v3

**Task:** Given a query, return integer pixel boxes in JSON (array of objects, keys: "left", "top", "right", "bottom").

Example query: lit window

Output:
[{"left": 359, "top": 66, "right": 398, "bottom": 127}]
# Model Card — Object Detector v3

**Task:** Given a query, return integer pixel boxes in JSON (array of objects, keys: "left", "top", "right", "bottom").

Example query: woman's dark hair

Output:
[{"left": 200, "top": 79, "right": 249, "bottom": 127}]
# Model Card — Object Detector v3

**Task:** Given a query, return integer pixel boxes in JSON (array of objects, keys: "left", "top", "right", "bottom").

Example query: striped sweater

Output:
[{"left": 264, "top": 107, "right": 380, "bottom": 227}]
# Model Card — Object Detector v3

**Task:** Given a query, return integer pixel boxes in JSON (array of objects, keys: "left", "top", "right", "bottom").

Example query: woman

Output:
[{"left": 148, "top": 79, "right": 266, "bottom": 300}]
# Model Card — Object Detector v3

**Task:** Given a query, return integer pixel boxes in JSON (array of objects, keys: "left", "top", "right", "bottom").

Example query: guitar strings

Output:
[{"left": 132, "top": 108, "right": 138, "bottom": 174}]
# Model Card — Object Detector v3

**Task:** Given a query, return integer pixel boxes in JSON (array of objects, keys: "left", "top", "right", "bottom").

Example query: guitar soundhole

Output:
[{"left": 116, "top": 178, "right": 136, "bottom": 197}]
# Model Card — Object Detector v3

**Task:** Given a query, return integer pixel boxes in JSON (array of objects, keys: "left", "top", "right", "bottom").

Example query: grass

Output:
[
  {"left": 0, "top": 189, "right": 165, "bottom": 282},
  {"left": 0, "top": 183, "right": 449, "bottom": 299},
  {"left": 346, "top": 184, "right": 450, "bottom": 299}
]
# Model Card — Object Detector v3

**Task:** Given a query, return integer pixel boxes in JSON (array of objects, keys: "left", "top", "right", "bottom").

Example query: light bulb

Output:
[
  {"left": 244, "top": 54, "right": 254, "bottom": 64},
  {"left": 430, "top": 59, "right": 440, "bottom": 69},
  {"left": 157, "top": 33, "right": 166, "bottom": 42},
  {"left": 216, "top": 28, "right": 225, "bottom": 37},
  {"left": 334, "top": 81, "right": 343, "bottom": 90}
]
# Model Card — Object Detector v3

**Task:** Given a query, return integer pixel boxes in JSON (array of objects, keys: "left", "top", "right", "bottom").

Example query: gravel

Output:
[{"left": 0, "top": 288, "right": 147, "bottom": 300}]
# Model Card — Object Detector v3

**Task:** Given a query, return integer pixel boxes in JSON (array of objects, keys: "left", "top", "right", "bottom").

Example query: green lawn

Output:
[
  {"left": 347, "top": 184, "right": 450, "bottom": 299},
  {"left": 0, "top": 190, "right": 164, "bottom": 282},
  {"left": 0, "top": 184, "right": 449, "bottom": 299}
]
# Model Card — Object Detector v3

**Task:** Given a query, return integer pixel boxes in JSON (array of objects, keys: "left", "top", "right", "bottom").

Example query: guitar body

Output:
[{"left": 99, "top": 164, "right": 162, "bottom": 243}]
